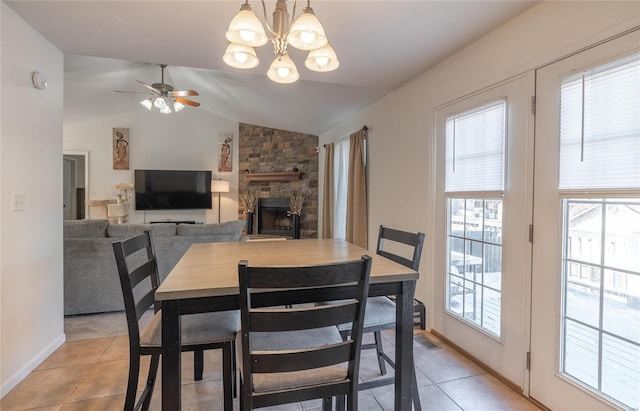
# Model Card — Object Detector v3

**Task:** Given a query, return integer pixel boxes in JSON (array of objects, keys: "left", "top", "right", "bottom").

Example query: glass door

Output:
[
  {"left": 530, "top": 29, "right": 640, "bottom": 410},
  {"left": 434, "top": 73, "right": 534, "bottom": 387}
]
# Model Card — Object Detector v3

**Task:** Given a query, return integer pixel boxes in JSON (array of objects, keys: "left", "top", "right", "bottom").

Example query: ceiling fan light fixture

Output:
[
  {"left": 267, "top": 54, "right": 299, "bottom": 84},
  {"left": 225, "top": 3, "right": 268, "bottom": 47},
  {"left": 223, "top": 43, "right": 259, "bottom": 69},
  {"left": 305, "top": 43, "right": 339, "bottom": 72},
  {"left": 174, "top": 101, "right": 185, "bottom": 112},
  {"left": 118, "top": 64, "right": 200, "bottom": 113},
  {"left": 287, "top": 6, "right": 327, "bottom": 51},
  {"left": 140, "top": 98, "right": 153, "bottom": 110}
]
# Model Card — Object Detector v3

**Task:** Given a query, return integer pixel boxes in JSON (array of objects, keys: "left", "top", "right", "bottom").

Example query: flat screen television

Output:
[{"left": 135, "top": 169, "right": 212, "bottom": 210}]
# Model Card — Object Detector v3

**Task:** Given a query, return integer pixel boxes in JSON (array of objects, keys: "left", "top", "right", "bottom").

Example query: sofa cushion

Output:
[
  {"left": 107, "top": 223, "right": 176, "bottom": 238},
  {"left": 64, "top": 219, "right": 110, "bottom": 238},
  {"left": 176, "top": 220, "right": 245, "bottom": 241}
]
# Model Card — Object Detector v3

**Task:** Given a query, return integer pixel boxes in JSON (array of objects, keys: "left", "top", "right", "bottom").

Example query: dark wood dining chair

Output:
[
  {"left": 237, "top": 256, "right": 373, "bottom": 410},
  {"left": 112, "top": 231, "right": 238, "bottom": 411},
  {"left": 334, "top": 225, "right": 425, "bottom": 409}
]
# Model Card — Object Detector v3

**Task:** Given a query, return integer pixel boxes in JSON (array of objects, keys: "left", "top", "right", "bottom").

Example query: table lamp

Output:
[{"left": 211, "top": 179, "right": 230, "bottom": 223}]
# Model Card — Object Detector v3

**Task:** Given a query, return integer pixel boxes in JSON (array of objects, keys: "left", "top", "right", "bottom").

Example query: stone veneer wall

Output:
[{"left": 238, "top": 123, "right": 319, "bottom": 238}]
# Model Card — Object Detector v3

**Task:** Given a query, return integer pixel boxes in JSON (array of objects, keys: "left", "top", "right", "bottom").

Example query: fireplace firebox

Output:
[{"left": 256, "top": 198, "right": 300, "bottom": 239}]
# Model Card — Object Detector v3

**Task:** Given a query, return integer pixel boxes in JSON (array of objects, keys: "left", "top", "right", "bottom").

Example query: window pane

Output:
[
  {"left": 464, "top": 280, "right": 482, "bottom": 327},
  {"left": 602, "top": 334, "right": 640, "bottom": 409},
  {"left": 484, "top": 199, "right": 502, "bottom": 245},
  {"left": 449, "top": 274, "right": 464, "bottom": 316},
  {"left": 482, "top": 287, "right": 501, "bottom": 335},
  {"left": 484, "top": 243, "right": 502, "bottom": 292},
  {"left": 604, "top": 201, "right": 640, "bottom": 272},
  {"left": 567, "top": 201, "right": 601, "bottom": 265},
  {"left": 563, "top": 320, "right": 599, "bottom": 389},
  {"left": 603, "top": 270, "right": 640, "bottom": 343},
  {"left": 565, "top": 265, "right": 600, "bottom": 328}
]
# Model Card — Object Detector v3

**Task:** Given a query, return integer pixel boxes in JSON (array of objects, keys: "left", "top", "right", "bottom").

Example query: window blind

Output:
[
  {"left": 559, "top": 53, "right": 640, "bottom": 190},
  {"left": 445, "top": 100, "right": 506, "bottom": 193}
]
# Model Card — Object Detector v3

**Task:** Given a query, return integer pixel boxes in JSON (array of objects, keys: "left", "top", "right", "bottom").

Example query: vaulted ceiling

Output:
[{"left": 6, "top": 1, "right": 538, "bottom": 135}]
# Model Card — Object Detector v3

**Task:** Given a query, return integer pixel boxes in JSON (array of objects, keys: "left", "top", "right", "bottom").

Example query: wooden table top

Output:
[{"left": 156, "top": 238, "right": 418, "bottom": 301}]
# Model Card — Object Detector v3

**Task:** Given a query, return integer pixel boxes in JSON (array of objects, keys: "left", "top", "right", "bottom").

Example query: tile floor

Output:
[{"left": 1, "top": 329, "right": 542, "bottom": 410}]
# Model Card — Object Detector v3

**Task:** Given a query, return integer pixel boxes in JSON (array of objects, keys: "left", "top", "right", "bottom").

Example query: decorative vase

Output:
[{"left": 246, "top": 211, "right": 254, "bottom": 235}]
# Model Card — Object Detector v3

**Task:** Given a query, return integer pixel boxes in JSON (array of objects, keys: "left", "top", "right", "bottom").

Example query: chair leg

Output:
[
  {"left": 322, "top": 397, "right": 332, "bottom": 411},
  {"left": 231, "top": 339, "right": 238, "bottom": 398},
  {"left": 124, "top": 353, "right": 141, "bottom": 411},
  {"left": 222, "top": 343, "right": 233, "bottom": 411},
  {"left": 346, "top": 393, "right": 358, "bottom": 411},
  {"left": 336, "top": 395, "right": 346, "bottom": 411},
  {"left": 141, "top": 354, "right": 160, "bottom": 411},
  {"left": 194, "top": 349, "right": 204, "bottom": 381},
  {"left": 413, "top": 365, "right": 422, "bottom": 411},
  {"left": 373, "top": 331, "right": 387, "bottom": 375}
]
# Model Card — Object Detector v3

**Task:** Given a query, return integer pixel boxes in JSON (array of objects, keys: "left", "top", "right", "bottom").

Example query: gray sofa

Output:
[{"left": 63, "top": 219, "right": 245, "bottom": 316}]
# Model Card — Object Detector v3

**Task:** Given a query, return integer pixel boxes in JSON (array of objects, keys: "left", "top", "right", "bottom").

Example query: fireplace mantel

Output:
[{"left": 244, "top": 172, "right": 301, "bottom": 181}]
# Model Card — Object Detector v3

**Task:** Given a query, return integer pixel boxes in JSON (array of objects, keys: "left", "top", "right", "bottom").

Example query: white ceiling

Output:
[{"left": 6, "top": 0, "right": 538, "bottom": 135}]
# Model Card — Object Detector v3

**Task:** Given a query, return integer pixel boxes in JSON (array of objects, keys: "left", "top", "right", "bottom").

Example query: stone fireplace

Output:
[{"left": 238, "top": 123, "right": 318, "bottom": 239}]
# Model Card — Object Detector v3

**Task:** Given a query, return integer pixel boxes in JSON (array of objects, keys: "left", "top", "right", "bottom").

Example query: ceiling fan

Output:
[{"left": 115, "top": 64, "right": 200, "bottom": 113}]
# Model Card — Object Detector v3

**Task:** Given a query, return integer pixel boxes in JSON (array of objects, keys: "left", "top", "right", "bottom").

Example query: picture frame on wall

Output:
[
  {"left": 218, "top": 133, "right": 233, "bottom": 172},
  {"left": 113, "top": 127, "right": 130, "bottom": 170}
]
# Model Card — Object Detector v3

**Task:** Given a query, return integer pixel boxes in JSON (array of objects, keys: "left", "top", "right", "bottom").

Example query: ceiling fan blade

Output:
[
  {"left": 136, "top": 80, "right": 160, "bottom": 94},
  {"left": 115, "top": 90, "right": 153, "bottom": 95},
  {"left": 175, "top": 97, "right": 200, "bottom": 107},
  {"left": 169, "top": 90, "right": 199, "bottom": 97}
]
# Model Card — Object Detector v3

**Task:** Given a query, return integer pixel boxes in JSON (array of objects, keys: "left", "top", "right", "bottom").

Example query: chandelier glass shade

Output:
[
  {"left": 140, "top": 97, "right": 185, "bottom": 114},
  {"left": 223, "top": 0, "right": 339, "bottom": 84}
]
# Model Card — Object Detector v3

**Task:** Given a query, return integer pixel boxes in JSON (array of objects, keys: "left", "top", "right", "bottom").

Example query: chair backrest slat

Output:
[
  {"left": 250, "top": 302, "right": 358, "bottom": 332},
  {"left": 247, "top": 263, "right": 364, "bottom": 289},
  {"left": 376, "top": 225, "right": 426, "bottom": 271},
  {"left": 129, "top": 260, "right": 156, "bottom": 289},
  {"left": 135, "top": 289, "right": 155, "bottom": 321},
  {"left": 238, "top": 255, "right": 372, "bottom": 408},
  {"left": 252, "top": 342, "right": 353, "bottom": 373}
]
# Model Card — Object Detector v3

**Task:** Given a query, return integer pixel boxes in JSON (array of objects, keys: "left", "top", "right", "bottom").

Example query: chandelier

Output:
[{"left": 223, "top": 0, "right": 339, "bottom": 84}]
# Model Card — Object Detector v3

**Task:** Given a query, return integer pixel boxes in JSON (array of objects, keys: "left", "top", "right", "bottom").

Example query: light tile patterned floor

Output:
[{"left": 1, "top": 329, "right": 542, "bottom": 410}]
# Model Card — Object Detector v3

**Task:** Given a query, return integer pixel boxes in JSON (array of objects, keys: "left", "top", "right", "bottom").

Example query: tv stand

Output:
[{"left": 150, "top": 220, "right": 197, "bottom": 224}]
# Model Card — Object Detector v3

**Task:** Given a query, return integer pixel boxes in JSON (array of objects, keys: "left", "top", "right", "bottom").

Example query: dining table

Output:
[{"left": 155, "top": 238, "right": 419, "bottom": 410}]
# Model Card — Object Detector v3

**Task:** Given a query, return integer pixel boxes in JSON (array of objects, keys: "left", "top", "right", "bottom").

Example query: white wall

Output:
[
  {"left": 64, "top": 93, "right": 239, "bottom": 224},
  {"left": 0, "top": 3, "right": 65, "bottom": 396},
  {"left": 319, "top": 1, "right": 639, "bottom": 331}
]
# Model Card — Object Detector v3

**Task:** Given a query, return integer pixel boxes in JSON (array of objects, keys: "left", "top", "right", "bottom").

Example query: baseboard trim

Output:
[
  {"left": 0, "top": 333, "right": 66, "bottom": 398},
  {"left": 430, "top": 329, "right": 550, "bottom": 411}
]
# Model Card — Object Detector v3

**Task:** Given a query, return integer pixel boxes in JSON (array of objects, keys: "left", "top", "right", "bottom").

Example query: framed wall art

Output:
[
  {"left": 113, "top": 127, "right": 130, "bottom": 170},
  {"left": 218, "top": 133, "right": 233, "bottom": 172}
]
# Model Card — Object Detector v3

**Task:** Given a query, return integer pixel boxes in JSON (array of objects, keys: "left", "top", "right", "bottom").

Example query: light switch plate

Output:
[{"left": 12, "top": 192, "right": 25, "bottom": 211}]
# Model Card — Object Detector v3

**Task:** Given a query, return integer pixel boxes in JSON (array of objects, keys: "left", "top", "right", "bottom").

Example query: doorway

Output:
[{"left": 63, "top": 151, "right": 89, "bottom": 220}]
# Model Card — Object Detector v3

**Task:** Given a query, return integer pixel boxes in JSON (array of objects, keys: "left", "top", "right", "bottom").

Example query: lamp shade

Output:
[
  {"left": 305, "top": 44, "right": 340, "bottom": 72},
  {"left": 225, "top": 6, "right": 268, "bottom": 47},
  {"left": 267, "top": 54, "right": 300, "bottom": 84},
  {"left": 287, "top": 7, "right": 328, "bottom": 51},
  {"left": 211, "top": 180, "right": 230, "bottom": 193},
  {"left": 223, "top": 43, "right": 259, "bottom": 69}
]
